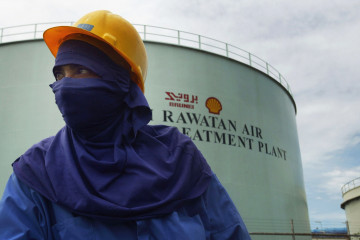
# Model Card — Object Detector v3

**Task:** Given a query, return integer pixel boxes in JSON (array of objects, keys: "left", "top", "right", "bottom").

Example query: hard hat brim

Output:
[
  {"left": 43, "top": 26, "right": 145, "bottom": 92},
  {"left": 44, "top": 26, "right": 102, "bottom": 58}
]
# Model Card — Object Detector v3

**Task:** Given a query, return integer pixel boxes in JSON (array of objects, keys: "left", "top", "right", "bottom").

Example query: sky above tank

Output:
[{"left": 1, "top": 0, "right": 359, "bottom": 230}]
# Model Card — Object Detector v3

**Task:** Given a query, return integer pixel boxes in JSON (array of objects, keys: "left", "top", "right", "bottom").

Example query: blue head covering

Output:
[
  {"left": 13, "top": 40, "right": 212, "bottom": 220},
  {"left": 51, "top": 40, "right": 150, "bottom": 141}
]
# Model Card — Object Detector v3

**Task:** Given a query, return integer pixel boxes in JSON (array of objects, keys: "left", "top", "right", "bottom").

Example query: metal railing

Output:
[
  {"left": 0, "top": 22, "right": 74, "bottom": 42},
  {"left": 250, "top": 232, "right": 359, "bottom": 239},
  {"left": 342, "top": 177, "right": 360, "bottom": 195},
  {"left": 0, "top": 22, "right": 292, "bottom": 96},
  {"left": 248, "top": 220, "right": 359, "bottom": 240}
]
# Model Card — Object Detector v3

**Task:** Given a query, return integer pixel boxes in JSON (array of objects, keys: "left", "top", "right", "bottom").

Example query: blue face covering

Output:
[
  {"left": 13, "top": 40, "right": 212, "bottom": 220},
  {"left": 51, "top": 78, "right": 126, "bottom": 138}
]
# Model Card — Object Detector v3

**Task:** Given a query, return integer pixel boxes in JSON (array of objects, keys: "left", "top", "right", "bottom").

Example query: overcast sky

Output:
[{"left": 1, "top": 0, "right": 359, "bottom": 229}]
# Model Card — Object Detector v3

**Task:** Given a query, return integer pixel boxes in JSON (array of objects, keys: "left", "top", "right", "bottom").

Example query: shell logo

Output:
[{"left": 205, "top": 97, "right": 222, "bottom": 115}]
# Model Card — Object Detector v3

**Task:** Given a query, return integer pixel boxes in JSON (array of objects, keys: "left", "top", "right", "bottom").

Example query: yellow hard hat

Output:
[{"left": 43, "top": 10, "right": 147, "bottom": 92}]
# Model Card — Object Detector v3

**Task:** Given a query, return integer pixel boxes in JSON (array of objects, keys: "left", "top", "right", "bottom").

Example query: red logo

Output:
[
  {"left": 205, "top": 97, "right": 222, "bottom": 114},
  {"left": 165, "top": 91, "right": 198, "bottom": 109}
]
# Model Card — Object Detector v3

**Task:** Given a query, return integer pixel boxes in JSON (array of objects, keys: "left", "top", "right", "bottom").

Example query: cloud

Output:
[
  {"left": 298, "top": 95, "right": 360, "bottom": 164},
  {"left": 322, "top": 166, "right": 360, "bottom": 197}
]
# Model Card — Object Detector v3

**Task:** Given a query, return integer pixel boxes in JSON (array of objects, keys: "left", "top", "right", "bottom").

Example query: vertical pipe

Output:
[
  {"left": 266, "top": 62, "right": 270, "bottom": 75},
  {"left": 225, "top": 43, "right": 229, "bottom": 57},
  {"left": 291, "top": 219, "right": 296, "bottom": 240},
  {"left": 144, "top": 25, "right": 146, "bottom": 40},
  {"left": 198, "top": 35, "right": 201, "bottom": 49},
  {"left": 0, "top": 28, "right": 3, "bottom": 43},
  {"left": 178, "top": 30, "right": 180, "bottom": 45},
  {"left": 248, "top": 52, "right": 252, "bottom": 66},
  {"left": 346, "top": 220, "right": 350, "bottom": 236},
  {"left": 345, "top": 221, "right": 351, "bottom": 240},
  {"left": 34, "top": 24, "right": 37, "bottom": 39},
  {"left": 279, "top": 73, "right": 282, "bottom": 84}
]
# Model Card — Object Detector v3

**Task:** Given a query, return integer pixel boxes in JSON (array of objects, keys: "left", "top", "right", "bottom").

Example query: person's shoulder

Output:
[
  {"left": 5, "top": 173, "right": 33, "bottom": 196},
  {"left": 2, "top": 173, "right": 48, "bottom": 206}
]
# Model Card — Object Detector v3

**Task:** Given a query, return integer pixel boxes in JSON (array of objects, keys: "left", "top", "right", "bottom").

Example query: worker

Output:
[{"left": 0, "top": 10, "right": 250, "bottom": 239}]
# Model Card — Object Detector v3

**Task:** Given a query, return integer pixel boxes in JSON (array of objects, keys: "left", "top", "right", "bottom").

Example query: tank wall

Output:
[
  {"left": 343, "top": 187, "right": 360, "bottom": 235},
  {"left": 0, "top": 40, "right": 311, "bottom": 238},
  {"left": 344, "top": 200, "right": 360, "bottom": 235},
  {"left": 144, "top": 42, "right": 310, "bottom": 234},
  {"left": 0, "top": 40, "right": 65, "bottom": 193}
]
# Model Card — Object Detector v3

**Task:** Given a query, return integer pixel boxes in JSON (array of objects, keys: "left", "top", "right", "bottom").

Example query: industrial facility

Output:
[{"left": 0, "top": 23, "right": 312, "bottom": 239}]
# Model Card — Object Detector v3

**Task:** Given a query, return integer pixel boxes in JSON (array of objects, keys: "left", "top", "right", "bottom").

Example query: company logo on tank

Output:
[{"left": 153, "top": 91, "right": 287, "bottom": 160}]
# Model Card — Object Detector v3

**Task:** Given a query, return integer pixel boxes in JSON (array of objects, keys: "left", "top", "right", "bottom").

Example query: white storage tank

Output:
[
  {"left": 0, "top": 24, "right": 311, "bottom": 239},
  {"left": 341, "top": 177, "right": 360, "bottom": 238}
]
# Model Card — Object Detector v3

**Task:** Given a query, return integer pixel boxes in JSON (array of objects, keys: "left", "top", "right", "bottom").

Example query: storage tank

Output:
[
  {"left": 0, "top": 24, "right": 311, "bottom": 239},
  {"left": 341, "top": 177, "right": 360, "bottom": 237}
]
